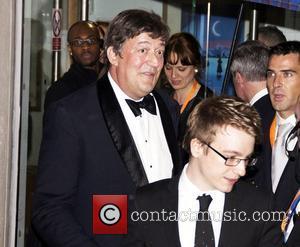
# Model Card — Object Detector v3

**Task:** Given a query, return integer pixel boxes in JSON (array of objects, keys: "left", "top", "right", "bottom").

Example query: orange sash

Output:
[
  {"left": 269, "top": 117, "right": 276, "bottom": 147},
  {"left": 180, "top": 80, "right": 200, "bottom": 114}
]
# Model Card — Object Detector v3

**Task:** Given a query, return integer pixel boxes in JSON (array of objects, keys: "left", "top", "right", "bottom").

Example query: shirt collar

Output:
[
  {"left": 108, "top": 72, "right": 136, "bottom": 101},
  {"left": 108, "top": 72, "right": 149, "bottom": 102},
  {"left": 276, "top": 112, "right": 297, "bottom": 126},
  {"left": 179, "top": 164, "right": 224, "bottom": 200},
  {"left": 249, "top": 88, "right": 268, "bottom": 106}
]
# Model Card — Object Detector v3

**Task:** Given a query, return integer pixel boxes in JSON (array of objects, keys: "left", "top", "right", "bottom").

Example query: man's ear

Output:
[
  {"left": 190, "top": 138, "right": 204, "bottom": 158},
  {"left": 107, "top": 46, "right": 119, "bottom": 66},
  {"left": 68, "top": 45, "right": 72, "bottom": 56},
  {"left": 235, "top": 72, "right": 244, "bottom": 86}
]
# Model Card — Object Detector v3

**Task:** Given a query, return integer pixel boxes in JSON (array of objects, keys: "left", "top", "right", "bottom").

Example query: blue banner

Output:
[{"left": 247, "top": 0, "right": 300, "bottom": 11}]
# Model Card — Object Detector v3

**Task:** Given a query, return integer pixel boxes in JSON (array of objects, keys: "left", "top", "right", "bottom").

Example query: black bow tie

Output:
[{"left": 125, "top": 94, "right": 157, "bottom": 117}]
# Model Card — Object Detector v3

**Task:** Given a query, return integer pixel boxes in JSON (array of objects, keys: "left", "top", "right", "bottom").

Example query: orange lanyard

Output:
[
  {"left": 269, "top": 117, "right": 277, "bottom": 147},
  {"left": 180, "top": 80, "right": 200, "bottom": 114}
]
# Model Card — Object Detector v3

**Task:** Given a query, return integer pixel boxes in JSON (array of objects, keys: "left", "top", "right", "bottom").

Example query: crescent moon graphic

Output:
[{"left": 212, "top": 20, "right": 221, "bottom": 37}]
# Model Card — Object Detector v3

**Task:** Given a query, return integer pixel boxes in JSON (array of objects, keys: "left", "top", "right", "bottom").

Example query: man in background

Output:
[
  {"left": 231, "top": 40, "right": 274, "bottom": 131},
  {"left": 266, "top": 41, "right": 300, "bottom": 212},
  {"left": 257, "top": 25, "right": 287, "bottom": 47},
  {"left": 44, "top": 20, "right": 103, "bottom": 110},
  {"left": 231, "top": 40, "right": 275, "bottom": 184}
]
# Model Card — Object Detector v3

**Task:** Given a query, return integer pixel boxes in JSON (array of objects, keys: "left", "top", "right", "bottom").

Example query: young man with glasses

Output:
[
  {"left": 124, "top": 96, "right": 283, "bottom": 247},
  {"left": 44, "top": 20, "right": 103, "bottom": 110}
]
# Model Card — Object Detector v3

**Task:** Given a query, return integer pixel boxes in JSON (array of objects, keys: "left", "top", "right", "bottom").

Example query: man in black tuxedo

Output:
[
  {"left": 124, "top": 97, "right": 283, "bottom": 247},
  {"left": 31, "top": 9, "right": 180, "bottom": 247},
  {"left": 264, "top": 41, "right": 300, "bottom": 213},
  {"left": 230, "top": 40, "right": 275, "bottom": 185}
]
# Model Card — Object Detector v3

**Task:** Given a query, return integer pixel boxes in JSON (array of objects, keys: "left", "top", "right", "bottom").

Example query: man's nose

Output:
[
  {"left": 273, "top": 73, "right": 284, "bottom": 88},
  {"left": 147, "top": 51, "right": 162, "bottom": 68},
  {"left": 233, "top": 161, "right": 246, "bottom": 177}
]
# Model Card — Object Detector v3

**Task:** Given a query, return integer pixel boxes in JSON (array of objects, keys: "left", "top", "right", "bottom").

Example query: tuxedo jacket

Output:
[
  {"left": 31, "top": 74, "right": 181, "bottom": 247},
  {"left": 124, "top": 176, "right": 283, "bottom": 247},
  {"left": 243, "top": 94, "right": 275, "bottom": 184},
  {"left": 252, "top": 94, "right": 275, "bottom": 136}
]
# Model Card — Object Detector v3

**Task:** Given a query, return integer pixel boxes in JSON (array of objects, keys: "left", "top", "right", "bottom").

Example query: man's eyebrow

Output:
[
  {"left": 136, "top": 41, "right": 151, "bottom": 45},
  {"left": 71, "top": 35, "right": 98, "bottom": 40},
  {"left": 279, "top": 69, "right": 297, "bottom": 73},
  {"left": 267, "top": 69, "right": 297, "bottom": 73},
  {"left": 222, "top": 150, "right": 250, "bottom": 158}
]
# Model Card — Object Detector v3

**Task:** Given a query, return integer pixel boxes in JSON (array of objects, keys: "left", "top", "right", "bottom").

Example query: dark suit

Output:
[
  {"left": 253, "top": 93, "right": 275, "bottom": 137},
  {"left": 124, "top": 175, "right": 283, "bottom": 247},
  {"left": 31, "top": 74, "right": 181, "bottom": 247},
  {"left": 44, "top": 63, "right": 99, "bottom": 111},
  {"left": 256, "top": 114, "right": 299, "bottom": 213},
  {"left": 249, "top": 94, "right": 299, "bottom": 213},
  {"left": 244, "top": 94, "right": 275, "bottom": 185}
]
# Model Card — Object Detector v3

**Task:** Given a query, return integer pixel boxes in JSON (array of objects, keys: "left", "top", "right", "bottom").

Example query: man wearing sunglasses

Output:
[
  {"left": 44, "top": 20, "right": 103, "bottom": 110},
  {"left": 124, "top": 96, "right": 282, "bottom": 247}
]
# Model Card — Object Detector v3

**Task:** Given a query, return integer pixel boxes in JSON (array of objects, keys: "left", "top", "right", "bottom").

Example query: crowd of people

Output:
[{"left": 29, "top": 8, "right": 299, "bottom": 247}]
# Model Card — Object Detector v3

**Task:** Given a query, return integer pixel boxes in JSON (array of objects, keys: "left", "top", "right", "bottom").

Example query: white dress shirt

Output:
[
  {"left": 178, "top": 164, "right": 225, "bottom": 247},
  {"left": 274, "top": 113, "right": 297, "bottom": 146},
  {"left": 272, "top": 113, "right": 297, "bottom": 192},
  {"left": 249, "top": 88, "right": 268, "bottom": 106},
  {"left": 108, "top": 73, "right": 173, "bottom": 183}
]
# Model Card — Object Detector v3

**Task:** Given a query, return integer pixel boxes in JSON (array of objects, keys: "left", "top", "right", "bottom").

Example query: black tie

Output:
[
  {"left": 195, "top": 194, "right": 215, "bottom": 247},
  {"left": 125, "top": 94, "right": 157, "bottom": 117}
]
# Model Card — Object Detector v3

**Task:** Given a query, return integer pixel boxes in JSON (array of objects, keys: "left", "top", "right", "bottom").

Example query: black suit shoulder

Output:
[
  {"left": 233, "top": 180, "right": 272, "bottom": 198},
  {"left": 231, "top": 180, "right": 276, "bottom": 211},
  {"left": 137, "top": 177, "right": 173, "bottom": 196},
  {"left": 253, "top": 94, "right": 275, "bottom": 132},
  {"left": 44, "top": 63, "right": 98, "bottom": 111}
]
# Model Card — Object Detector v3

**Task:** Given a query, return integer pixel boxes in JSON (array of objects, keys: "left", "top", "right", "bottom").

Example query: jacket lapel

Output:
[
  {"left": 96, "top": 75, "right": 148, "bottom": 187},
  {"left": 153, "top": 90, "right": 182, "bottom": 176},
  {"left": 161, "top": 176, "right": 181, "bottom": 247},
  {"left": 218, "top": 189, "right": 240, "bottom": 247}
]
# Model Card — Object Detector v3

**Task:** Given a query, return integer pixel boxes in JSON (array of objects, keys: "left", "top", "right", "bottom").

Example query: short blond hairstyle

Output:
[{"left": 183, "top": 96, "right": 261, "bottom": 154}]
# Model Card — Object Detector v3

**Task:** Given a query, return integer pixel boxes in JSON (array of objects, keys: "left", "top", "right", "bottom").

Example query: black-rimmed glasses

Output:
[{"left": 203, "top": 143, "right": 257, "bottom": 167}]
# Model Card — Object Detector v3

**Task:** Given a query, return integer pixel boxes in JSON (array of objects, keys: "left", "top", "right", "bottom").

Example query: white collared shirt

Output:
[
  {"left": 108, "top": 72, "right": 173, "bottom": 183},
  {"left": 271, "top": 113, "right": 297, "bottom": 192},
  {"left": 275, "top": 113, "right": 297, "bottom": 151},
  {"left": 178, "top": 164, "right": 225, "bottom": 247},
  {"left": 249, "top": 88, "right": 268, "bottom": 106}
]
